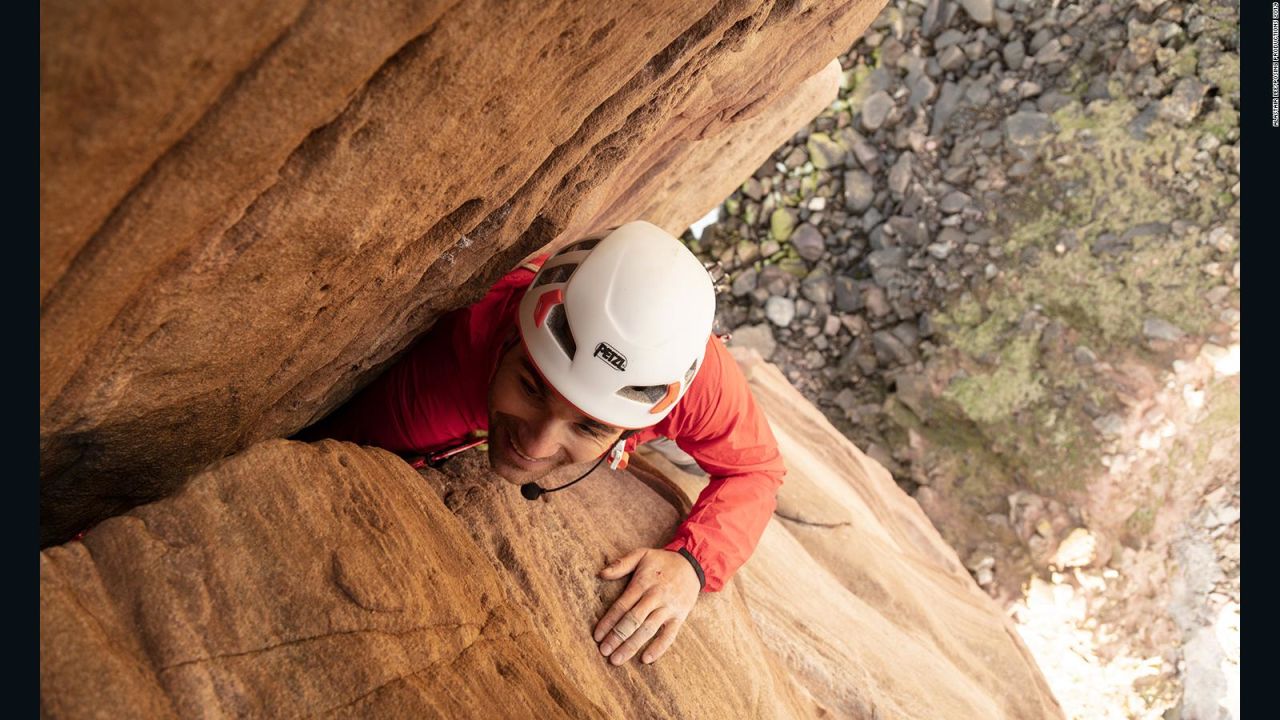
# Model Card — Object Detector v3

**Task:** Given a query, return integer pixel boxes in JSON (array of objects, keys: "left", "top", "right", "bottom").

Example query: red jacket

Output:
[{"left": 309, "top": 259, "right": 786, "bottom": 592}]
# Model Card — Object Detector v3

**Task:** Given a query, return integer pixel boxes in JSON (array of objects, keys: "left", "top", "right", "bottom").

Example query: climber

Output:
[{"left": 301, "top": 220, "right": 786, "bottom": 666}]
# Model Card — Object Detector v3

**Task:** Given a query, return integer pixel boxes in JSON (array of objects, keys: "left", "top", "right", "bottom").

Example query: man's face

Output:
[{"left": 486, "top": 341, "right": 626, "bottom": 486}]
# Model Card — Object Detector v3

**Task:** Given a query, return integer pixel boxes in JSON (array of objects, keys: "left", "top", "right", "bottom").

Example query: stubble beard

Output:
[{"left": 486, "top": 413, "right": 559, "bottom": 486}]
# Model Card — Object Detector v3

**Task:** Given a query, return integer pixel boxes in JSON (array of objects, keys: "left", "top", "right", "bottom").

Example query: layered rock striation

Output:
[
  {"left": 41, "top": 349, "right": 1062, "bottom": 718},
  {"left": 40, "top": 0, "right": 880, "bottom": 544}
]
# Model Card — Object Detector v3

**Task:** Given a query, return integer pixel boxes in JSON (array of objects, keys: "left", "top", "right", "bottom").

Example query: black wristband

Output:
[{"left": 676, "top": 547, "right": 706, "bottom": 591}]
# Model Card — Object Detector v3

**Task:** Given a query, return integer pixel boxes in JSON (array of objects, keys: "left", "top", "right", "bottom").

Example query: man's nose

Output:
[{"left": 518, "top": 416, "right": 564, "bottom": 459}]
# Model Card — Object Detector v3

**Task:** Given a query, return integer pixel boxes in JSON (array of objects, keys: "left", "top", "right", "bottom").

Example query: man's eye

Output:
[
  {"left": 519, "top": 378, "right": 540, "bottom": 398},
  {"left": 575, "top": 423, "right": 600, "bottom": 438}
]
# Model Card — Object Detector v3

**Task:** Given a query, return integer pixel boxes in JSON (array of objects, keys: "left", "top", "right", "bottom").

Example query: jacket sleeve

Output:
[{"left": 660, "top": 336, "right": 786, "bottom": 592}]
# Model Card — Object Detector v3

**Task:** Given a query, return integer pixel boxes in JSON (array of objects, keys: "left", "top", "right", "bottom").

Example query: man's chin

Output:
[{"left": 486, "top": 446, "right": 543, "bottom": 486}]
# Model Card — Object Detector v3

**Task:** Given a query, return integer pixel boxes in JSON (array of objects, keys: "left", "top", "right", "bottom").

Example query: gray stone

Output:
[
  {"left": 868, "top": 247, "right": 906, "bottom": 274},
  {"left": 909, "top": 75, "right": 938, "bottom": 109},
  {"left": 926, "top": 241, "right": 952, "bottom": 259},
  {"left": 1034, "top": 38, "right": 1067, "bottom": 65},
  {"left": 862, "top": 207, "right": 884, "bottom": 232},
  {"left": 930, "top": 82, "right": 965, "bottom": 135},
  {"left": 1004, "top": 111, "right": 1053, "bottom": 147},
  {"left": 730, "top": 323, "right": 777, "bottom": 360},
  {"left": 1029, "top": 28, "right": 1053, "bottom": 55},
  {"left": 803, "top": 350, "right": 827, "bottom": 370},
  {"left": 935, "top": 29, "right": 967, "bottom": 50},
  {"left": 1083, "top": 75, "right": 1111, "bottom": 102},
  {"left": 1153, "top": 20, "right": 1183, "bottom": 45},
  {"left": 1143, "top": 317, "right": 1185, "bottom": 342},
  {"left": 1002, "top": 40, "right": 1025, "bottom": 68},
  {"left": 841, "top": 314, "right": 870, "bottom": 336},
  {"left": 801, "top": 270, "right": 834, "bottom": 305},
  {"left": 965, "top": 83, "right": 992, "bottom": 106},
  {"left": 833, "top": 276, "right": 863, "bottom": 312},
  {"left": 843, "top": 170, "right": 876, "bottom": 212},
  {"left": 994, "top": 10, "right": 1014, "bottom": 36},
  {"left": 1158, "top": 78, "right": 1207, "bottom": 125},
  {"left": 863, "top": 67, "right": 895, "bottom": 97},
  {"left": 823, "top": 314, "right": 842, "bottom": 336},
  {"left": 1059, "top": 4, "right": 1085, "bottom": 26},
  {"left": 760, "top": 239, "right": 781, "bottom": 257},
  {"left": 938, "top": 46, "right": 967, "bottom": 72},
  {"left": 899, "top": 54, "right": 926, "bottom": 79},
  {"left": 895, "top": 372, "right": 932, "bottom": 420},
  {"left": 855, "top": 350, "right": 879, "bottom": 375},
  {"left": 758, "top": 265, "right": 793, "bottom": 296},
  {"left": 1126, "top": 103, "right": 1161, "bottom": 140},
  {"left": 957, "top": 0, "right": 994, "bottom": 25},
  {"left": 890, "top": 321, "right": 920, "bottom": 350},
  {"left": 848, "top": 134, "right": 881, "bottom": 173},
  {"left": 888, "top": 152, "right": 914, "bottom": 196},
  {"left": 742, "top": 177, "right": 764, "bottom": 201},
  {"left": 939, "top": 191, "right": 972, "bottom": 213},
  {"left": 806, "top": 132, "right": 847, "bottom": 170},
  {"left": 872, "top": 330, "right": 917, "bottom": 366},
  {"left": 861, "top": 91, "right": 895, "bottom": 132},
  {"left": 765, "top": 296, "right": 796, "bottom": 327},
  {"left": 864, "top": 286, "right": 892, "bottom": 317},
  {"left": 791, "top": 224, "right": 826, "bottom": 262},
  {"left": 833, "top": 387, "right": 859, "bottom": 414},
  {"left": 918, "top": 312, "right": 935, "bottom": 338},
  {"left": 1035, "top": 90, "right": 1072, "bottom": 114},
  {"left": 731, "top": 268, "right": 758, "bottom": 297},
  {"left": 887, "top": 216, "right": 926, "bottom": 246},
  {"left": 921, "top": 0, "right": 946, "bottom": 38}
]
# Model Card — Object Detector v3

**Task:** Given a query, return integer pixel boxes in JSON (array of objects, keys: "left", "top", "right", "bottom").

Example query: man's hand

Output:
[{"left": 593, "top": 548, "right": 701, "bottom": 666}]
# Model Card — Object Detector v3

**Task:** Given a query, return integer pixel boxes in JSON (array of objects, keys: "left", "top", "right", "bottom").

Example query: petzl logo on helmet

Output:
[{"left": 593, "top": 342, "right": 627, "bottom": 371}]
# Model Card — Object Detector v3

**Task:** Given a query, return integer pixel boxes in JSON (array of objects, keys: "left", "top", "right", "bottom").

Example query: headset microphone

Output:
[{"left": 520, "top": 432, "right": 633, "bottom": 501}]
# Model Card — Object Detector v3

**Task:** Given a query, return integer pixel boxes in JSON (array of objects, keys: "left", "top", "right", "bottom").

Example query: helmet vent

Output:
[
  {"left": 532, "top": 262, "right": 577, "bottom": 288},
  {"left": 683, "top": 359, "right": 698, "bottom": 387},
  {"left": 545, "top": 304, "right": 576, "bottom": 360},
  {"left": 556, "top": 238, "right": 602, "bottom": 256},
  {"left": 617, "top": 384, "right": 668, "bottom": 404}
]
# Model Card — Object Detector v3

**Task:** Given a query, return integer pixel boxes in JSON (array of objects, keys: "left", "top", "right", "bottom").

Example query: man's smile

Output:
[{"left": 506, "top": 430, "right": 551, "bottom": 468}]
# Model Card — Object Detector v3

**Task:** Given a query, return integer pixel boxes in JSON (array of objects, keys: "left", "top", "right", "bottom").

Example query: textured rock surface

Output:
[
  {"left": 39, "top": 0, "right": 883, "bottom": 544},
  {"left": 40, "top": 440, "right": 607, "bottom": 718},
  {"left": 42, "top": 352, "right": 1063, "bottom": 718}
]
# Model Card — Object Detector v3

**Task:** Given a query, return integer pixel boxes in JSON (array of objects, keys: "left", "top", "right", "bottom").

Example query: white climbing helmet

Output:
[{"left": 517, "top": 220, "right": 716, "bottom": 429}]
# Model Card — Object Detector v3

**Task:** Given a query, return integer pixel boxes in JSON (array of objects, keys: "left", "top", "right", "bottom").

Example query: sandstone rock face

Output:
[
  {"left": 40, "top": 0, "right": 881, "bottom": 544},
  {"left": 42, "top": 353, "right": 1063, "bottom": 718}
]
